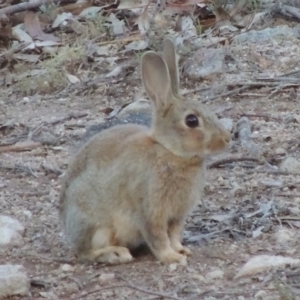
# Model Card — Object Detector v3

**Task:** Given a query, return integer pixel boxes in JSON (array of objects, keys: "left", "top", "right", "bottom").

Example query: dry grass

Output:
[{"left": 14, "top": 14, "right": 106, "bottom": 95}]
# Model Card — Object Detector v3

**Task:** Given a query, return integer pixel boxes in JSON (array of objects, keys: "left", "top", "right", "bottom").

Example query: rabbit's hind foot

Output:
[{"left": 80, "top": 246, "right": 133, "bottom": 264}]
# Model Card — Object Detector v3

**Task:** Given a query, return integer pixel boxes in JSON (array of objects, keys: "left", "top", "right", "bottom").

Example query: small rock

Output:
[
  {"left": 275, "top": 147, "right": 286, "bottom": 155},
  {"left": 260, "top": 179, "right": 283, "bottom": 187},
  {"left": 0, "top": 264, "right": 30, "bottom": 297},
  {"left": 0, "top": 227, "right": 23, "bottom": 246},
  {"left": 61, "top": 264, "right": 75, "bottom": 272},
  {"left": 206, "top": 269, "right": 224, "bottom": 281},
  {"left": 182, "top": 282, "right": 201, "bottom": 294},
  {"left": 183, "top": 48, "right": 225, "bottom": 80},
  {"left": 99, "top": 273, "right": 115, "bottom": 282},
  {"left": 280, "top": 157, "right": 300, "bottom": 173},
  {"left": 254, "top": 290, "right": 268, "bottom": 299},
  {"left": 0, "top": 216, "right": 24, "bottom": 247},
  {"left": 23, "top": 210, "right": 32, "bottom": 219},
  {"left": 235, "top": 255, "right": 300, "bottom": 279},
  {"left": 169, "top": 263, "right": 177, "bottom": 272}
]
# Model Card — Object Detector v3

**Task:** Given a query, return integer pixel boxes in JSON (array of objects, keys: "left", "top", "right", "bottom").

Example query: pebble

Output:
[{"left": 206, "top": 269, "right": 224, "bottom": 281}]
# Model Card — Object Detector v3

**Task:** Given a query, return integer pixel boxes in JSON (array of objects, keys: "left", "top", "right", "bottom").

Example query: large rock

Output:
[
  {"left": 183, "top": 48, "right": 225, "bottom": 80},
  {"left": 235, "top": 255, "right": 300, "bottom": 279},
  {"left": 0, "top": 215, "right": 24, "bottom": 247},
  {"left": 0, "top": 265, "right": 30, "bottom": 297}
]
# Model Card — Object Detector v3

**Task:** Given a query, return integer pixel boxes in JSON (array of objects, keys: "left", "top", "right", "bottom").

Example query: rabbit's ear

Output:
[
  {"left": 162, "top": 39, "right": 179, "bottom": 95},
  {"left": 142, "top": 51, "right": 172, "bottom": 107}
]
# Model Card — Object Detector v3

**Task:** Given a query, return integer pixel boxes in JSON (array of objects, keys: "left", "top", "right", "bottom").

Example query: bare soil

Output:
[{"left": 1, "top": 28, "right": 300, "bottom": 300}]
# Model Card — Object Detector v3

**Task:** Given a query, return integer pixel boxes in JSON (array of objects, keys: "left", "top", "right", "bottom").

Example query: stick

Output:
[
  {"left": 208, "top": 157, "right": 261, "bottom": 169},
  {"left": 202, "top": 86, "right": 249, "bottom": 102},
  {"left": 0, "top": 141, "right": 41, "bottom": 153},
  {"left": 116, "top": 275, "right": 182, "bottom": 300},
  {"left": 71, "top": 280, "right": 181, "bottom": 300},
  {"left": 0, "top": 0, "right": 73, "bottom": 16}
]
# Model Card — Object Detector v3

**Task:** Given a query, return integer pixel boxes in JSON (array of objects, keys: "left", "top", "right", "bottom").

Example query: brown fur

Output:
[{"left": 59, "top": 39, "right": 231, "bottom": 265}]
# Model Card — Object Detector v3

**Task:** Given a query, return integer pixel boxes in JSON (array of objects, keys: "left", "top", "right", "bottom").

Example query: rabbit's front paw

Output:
[
  {"left": 171, "top": 241, "right": 192, "bottom": 256},
  {"left": 158, "top": 249, "right": 187, "bottom": 265},
  {"left": 178, "top": 246, "right": 192, "bottom": 256}
]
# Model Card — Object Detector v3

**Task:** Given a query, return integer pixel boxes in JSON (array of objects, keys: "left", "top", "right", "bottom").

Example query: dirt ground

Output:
[{"left": 1, "top": 23, "right": 300, "bottom": 300}]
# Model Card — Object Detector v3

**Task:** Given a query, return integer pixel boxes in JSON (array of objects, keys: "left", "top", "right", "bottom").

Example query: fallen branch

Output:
[
  {"left": 116, "top": 275, "right": 181, "bottom": 300},
  {"left": 71, "top": 280, "right": 181, "bottom": 300},
  {"left": 208, "top": 157, "right": 261, "bottom": 169},
  {"left": 0, "top": 0, "right": 72, "bottom": 16},
  {"left": 0, "top": 141, "right": 41, "bottom": 153},
  {"left": 203, "top": 86, "right": 249, "bottom": 102}
]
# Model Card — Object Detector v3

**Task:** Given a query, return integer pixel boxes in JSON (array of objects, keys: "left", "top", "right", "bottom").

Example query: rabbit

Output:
[{"left": 59, "top": 39, "right": 231, "bottom": 265}]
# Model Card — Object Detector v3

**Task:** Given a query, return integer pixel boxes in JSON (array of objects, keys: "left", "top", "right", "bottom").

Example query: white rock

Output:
[
  {"left": 206, "top": 269, "right": 224, "bottom": 281},
  {"left": 169, "top": 263, "right": 177, "bottom": 272},
  {"left": 235, "top": 255, "right": 300, "bottom": 279},
  {"left": 0, "top": 215, "right": 24, "bottom": 232},
  {"left": 99, "top": 273, "right": 115, "bottom": 282},
  {"left": 0, "top": 227, "right": 23, "bottom": 246},
  {"left": 0, "top": 216, "right": 24, "bottom": 247},
  {"left": 61, "top": 264, "right": 75, "bottom": 272},
  {"left": 280, "top": 157, "right": 300, "bottom": 173},
  {"left": 254, "top": 290, "right": 268, "bottom": 299},
  {"left": 0, "top": 264, "right": 29, "bottom": 297},
  {"left": 275, "top": 147, "right": 286, "bottom": 155}
]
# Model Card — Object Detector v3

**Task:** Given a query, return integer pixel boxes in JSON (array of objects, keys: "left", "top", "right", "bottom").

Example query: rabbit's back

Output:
[{"left": 60, "top": 124, "right": 149, "bottom": 216}]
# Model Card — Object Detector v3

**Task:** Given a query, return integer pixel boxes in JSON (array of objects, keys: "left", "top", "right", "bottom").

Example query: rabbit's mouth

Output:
[{"left": 206, "top": 135, "right": 231, "bottom": 155}]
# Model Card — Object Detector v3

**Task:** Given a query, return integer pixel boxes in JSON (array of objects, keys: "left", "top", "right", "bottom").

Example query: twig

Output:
[
  {"left": 208, "top": 157, "right": 261, "bottom": 169},
  {"left": 96, "top": 34, "right": 143, "bottom": 46},
  {"left": 71, "top": 285, "right": 129, "bottom": 299},
  {"left": 0, "top": 141, "right": 41, "bottom": 153},
  {"left": 202, "top": 86, "right": 249, "bottom": 102},
  {"left": 245, "top": 169, "right": 300, "bottom": 176},
  {"left": 280, "top": 4, "right": 300, "bottom": 20},
  {"left": 116, "top": 275, "right": 181, "bottom": 300},
  {"left": 71, "top": 281, "right": 181, "bottom": 300},
  {"left": 0, "top": 0, "right": 73, "bottom": 15}
]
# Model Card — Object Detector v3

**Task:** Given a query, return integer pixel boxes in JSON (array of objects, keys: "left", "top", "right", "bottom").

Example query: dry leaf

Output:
[
  {"left": 107, "top": 13, "right": 126, "bottom": 36},
  {"left": 12, "top": 26, "right": 33, "bottom": 43},
  {"left": 79, "top": 6, "right": 102, "bottom": 19},
  {"left": 24, "top": 12, "right": 60, "bottom": 42},
  {"left": 125, "top": 39, "right": 148, "bottom": 51},
  {"left": 118, "top": 0, "right": 148, "bottom": 9},
  {"left": 136, "top": 9, "right": 150, "bottom": 35},
  {"left": 14, "top": 53, "right": 40, "bottom": 63},
  {"left": 66, "top": 73, "right": 80, "bottom": 84},
  {"left": 52, "top": 12, "right": 74, "bottom": 28},
  {"left": 180, "top": 15, "right": 197, "bottom": 38}
]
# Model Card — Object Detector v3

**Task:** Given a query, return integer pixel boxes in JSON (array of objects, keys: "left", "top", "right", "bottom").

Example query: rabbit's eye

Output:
[{"left": 185, "top": 114, "right": 199, "bottom": 128}]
